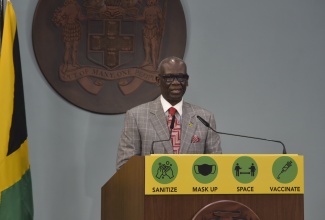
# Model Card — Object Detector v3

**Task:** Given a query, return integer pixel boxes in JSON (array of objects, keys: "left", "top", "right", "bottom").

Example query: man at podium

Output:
[{"left": 116, "top": 56, "right": 222, "bottom": 169}]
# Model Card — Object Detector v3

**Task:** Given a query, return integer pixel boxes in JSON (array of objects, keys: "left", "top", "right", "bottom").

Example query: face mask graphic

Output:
[{"left": 194, "top": 164, "right": 216, "bottom": 176}]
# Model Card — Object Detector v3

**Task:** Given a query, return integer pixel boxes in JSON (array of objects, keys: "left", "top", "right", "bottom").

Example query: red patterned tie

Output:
[{"left": 168, "top": 107, "right": 181, "bottom": 154}]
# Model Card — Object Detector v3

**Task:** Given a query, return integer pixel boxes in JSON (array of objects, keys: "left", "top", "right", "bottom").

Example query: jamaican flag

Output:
[{"left": 0, "top": 1, "right": 34, "bottom": 219}]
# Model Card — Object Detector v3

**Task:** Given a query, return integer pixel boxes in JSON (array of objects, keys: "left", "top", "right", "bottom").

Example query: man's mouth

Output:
[{"left": 170, "top": 89, "right": 182, "bottom": 94}]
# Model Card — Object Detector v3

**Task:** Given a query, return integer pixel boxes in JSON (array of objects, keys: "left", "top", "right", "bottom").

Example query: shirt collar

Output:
[{"left": 160, "top": 95, "right": 183, "bottom": 116}]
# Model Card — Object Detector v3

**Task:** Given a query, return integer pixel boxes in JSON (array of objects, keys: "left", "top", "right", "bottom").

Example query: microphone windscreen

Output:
[
  {"left": 197, "top": 116, "right": 210, "bottom": 127},
  {"left": 170, "top": 115, "right": 176, "bottom": 129}
]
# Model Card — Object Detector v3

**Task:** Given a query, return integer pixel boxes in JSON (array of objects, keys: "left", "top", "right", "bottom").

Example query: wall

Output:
[{"left": 9, "top": 0, "right": 325, "bottom": 219}]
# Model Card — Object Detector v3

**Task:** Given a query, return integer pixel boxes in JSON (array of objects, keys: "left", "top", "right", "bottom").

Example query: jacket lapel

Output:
[
  {"left": 180, "top": 102, "right": 197, "bottom": 153},
  {"left": 149, "top": 98, "right": 173, "bottom": 154}
]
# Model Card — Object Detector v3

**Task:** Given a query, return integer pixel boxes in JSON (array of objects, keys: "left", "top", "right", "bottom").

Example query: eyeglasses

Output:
[{"left": 159, "top": 74, "right": 189, "bottom": 84}]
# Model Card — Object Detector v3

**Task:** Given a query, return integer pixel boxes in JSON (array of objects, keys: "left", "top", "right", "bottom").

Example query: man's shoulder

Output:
[
  {"left": 184, "top": 102, "right": 213, "bottom": 116},
  {"left": 127, "top": 98, "right": 160, "bottom": 114},
  {"left": 127, "top": 102, "right": 150, "bottom": 114}
]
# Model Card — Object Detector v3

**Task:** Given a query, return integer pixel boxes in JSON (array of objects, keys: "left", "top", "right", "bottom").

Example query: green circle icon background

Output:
[
  {"left": 232, "top": 156, "right": 258, "bottom": 184},
  {"left": 272, "top": 156, "right": 298, "bottom": 183},
  {"left": 152, "top": 156, "right": 178, "bottom": 184},
  {"left": 192, "top": 156, "right": 218, "bottom": 184}
]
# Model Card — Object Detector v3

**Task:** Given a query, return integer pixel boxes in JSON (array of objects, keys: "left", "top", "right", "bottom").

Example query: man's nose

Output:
[{"left": 171, "top": 77, "right": 181, "bottom": 85}]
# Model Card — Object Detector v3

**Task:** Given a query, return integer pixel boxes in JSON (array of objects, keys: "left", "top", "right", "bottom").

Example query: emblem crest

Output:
[{"left": 33, "top": 0, "right": 186, "bottom": 113}]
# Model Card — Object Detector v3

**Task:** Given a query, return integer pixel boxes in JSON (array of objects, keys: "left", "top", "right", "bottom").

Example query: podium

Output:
[{"left": 102, "top": 155, "right": 304, "bottom": 220}]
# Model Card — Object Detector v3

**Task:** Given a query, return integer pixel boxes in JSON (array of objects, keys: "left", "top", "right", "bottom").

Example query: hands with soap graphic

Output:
[{"left": 156, "top": 161, "right": 174, "bottom": 179}]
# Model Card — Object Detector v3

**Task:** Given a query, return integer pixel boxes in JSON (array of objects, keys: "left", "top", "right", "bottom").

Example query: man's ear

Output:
[{"left": 156, "top": 76, "right": 161, "bottom": 86}]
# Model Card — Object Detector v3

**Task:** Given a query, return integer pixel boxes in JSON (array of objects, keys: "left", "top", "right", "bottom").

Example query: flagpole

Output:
[{"left": 0, "top": 0, "right": 3, "bottom": 43}]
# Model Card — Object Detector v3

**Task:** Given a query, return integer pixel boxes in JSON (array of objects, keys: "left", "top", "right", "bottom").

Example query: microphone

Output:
[
  {"left": 170, "top": 115, "right": 176, "bottom": 130},
  {"left": 150, "top": 115, "right": 176, "bottom": 154},
  {"left": 197, "top": 115, "right": 287, "bottom": 154}
]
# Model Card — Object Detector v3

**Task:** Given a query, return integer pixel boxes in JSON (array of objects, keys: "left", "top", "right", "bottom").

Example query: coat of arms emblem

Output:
[{"left": 33, "top": 0, "right": 186, "bottom": 114}]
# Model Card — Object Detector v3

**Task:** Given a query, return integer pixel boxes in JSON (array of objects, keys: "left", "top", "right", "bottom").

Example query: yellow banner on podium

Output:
[{"left": 145, "top": 154, "right": 304, "bottom": 195}]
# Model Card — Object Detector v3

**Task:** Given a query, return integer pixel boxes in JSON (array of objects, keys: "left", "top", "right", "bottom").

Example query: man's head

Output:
[{"left": 156, "top": 56, "right": 189, "bottom": 106}]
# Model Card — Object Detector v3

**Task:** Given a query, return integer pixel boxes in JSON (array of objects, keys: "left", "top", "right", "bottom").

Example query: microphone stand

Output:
[
  {"left": 197, "top": 116, "right": 287, "bottom": 154},
  {"left": 150, "top": 115, "right": 175, "bottom": 154}
]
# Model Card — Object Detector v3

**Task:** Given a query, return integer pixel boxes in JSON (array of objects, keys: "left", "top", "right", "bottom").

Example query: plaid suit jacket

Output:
[{"left": 116, "top": 97, "right": 222, "bottom": 169}]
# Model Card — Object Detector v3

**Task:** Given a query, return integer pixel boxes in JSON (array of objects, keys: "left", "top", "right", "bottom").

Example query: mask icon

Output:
[{"left": 194, "top": 164, "right": 216, "bottom": 176}]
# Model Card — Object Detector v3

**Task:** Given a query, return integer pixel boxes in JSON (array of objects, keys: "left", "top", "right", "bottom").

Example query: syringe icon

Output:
[{"left": 277, "top": 161, "right": 293, "bottom": 179}]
